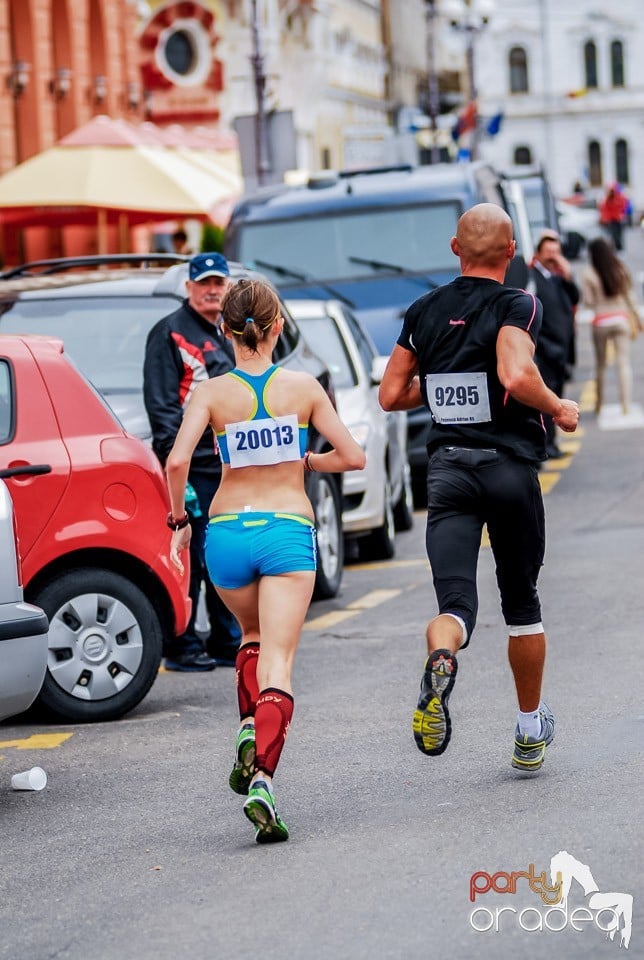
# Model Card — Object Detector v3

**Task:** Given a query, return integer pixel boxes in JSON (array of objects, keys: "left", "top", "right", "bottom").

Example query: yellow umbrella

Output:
[{"left": 0, "top": 144, "right": 238, "bottom": 221}]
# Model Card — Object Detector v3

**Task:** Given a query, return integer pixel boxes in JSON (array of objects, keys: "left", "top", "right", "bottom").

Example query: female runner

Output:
[{"left": 166, "top": 277, "right": 365, "bottom": 843}]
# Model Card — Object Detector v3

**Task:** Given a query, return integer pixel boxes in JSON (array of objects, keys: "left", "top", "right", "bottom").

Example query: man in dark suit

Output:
[{"left": 529, "top": 234, "right": 579, "bottom": 458}]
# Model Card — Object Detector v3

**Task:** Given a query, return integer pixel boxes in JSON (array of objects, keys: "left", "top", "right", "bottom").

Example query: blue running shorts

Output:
[{"left": 204, "top": 512, "right": 318, "bottom": 589}]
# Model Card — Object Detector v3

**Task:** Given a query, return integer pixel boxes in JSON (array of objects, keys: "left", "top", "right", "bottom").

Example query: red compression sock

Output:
[
  {"left": 235, "top": 643, "right": 260, "bottom": 721},
  {"left": 254, "top": 688, "right": 294, "bottom": 777}
]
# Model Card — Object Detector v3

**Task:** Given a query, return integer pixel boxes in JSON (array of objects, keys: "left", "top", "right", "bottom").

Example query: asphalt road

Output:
[{"left": 1, "top": 248, "right": 643, "bottom": 960}]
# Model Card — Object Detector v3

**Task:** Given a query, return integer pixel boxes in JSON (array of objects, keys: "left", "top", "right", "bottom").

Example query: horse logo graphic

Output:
[{"left": 550, "top": 850, "right": 633, "bottom": 949}]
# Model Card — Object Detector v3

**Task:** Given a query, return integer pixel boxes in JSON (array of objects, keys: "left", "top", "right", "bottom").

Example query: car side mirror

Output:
[{"left": 370, "top": 354, "right": 388, "bottom": 385}]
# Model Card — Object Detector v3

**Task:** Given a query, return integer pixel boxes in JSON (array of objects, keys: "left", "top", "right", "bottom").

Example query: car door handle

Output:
[{"left": 0, "top": 464, "right": 53, "bottom": 479}]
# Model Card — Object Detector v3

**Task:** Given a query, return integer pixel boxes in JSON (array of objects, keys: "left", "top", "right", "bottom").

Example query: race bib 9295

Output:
[
  {"left": 426, "top": 372, "right": 491, "bottom": 424},
  {"left": 225, "top": 413, "right": 301, "bottom": 468}
]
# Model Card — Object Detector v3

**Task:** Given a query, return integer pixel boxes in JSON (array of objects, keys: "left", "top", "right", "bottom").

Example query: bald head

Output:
[{"left": 451, "top": 203, "right": 515, "bottom": 277}]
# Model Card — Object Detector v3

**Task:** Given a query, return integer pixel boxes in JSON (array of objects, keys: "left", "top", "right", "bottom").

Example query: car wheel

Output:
[
  {"left": 309, "top": 472, "right": 344, "bottom": 600},
  {"left": 393, "top": 460, "right": 414, "bottom": 532},
  {"left": 32, "top": 568, "right": 163, "bottom": 723},
  {"left": 360, "top": 476, "right": 396, "bottom": 562}
]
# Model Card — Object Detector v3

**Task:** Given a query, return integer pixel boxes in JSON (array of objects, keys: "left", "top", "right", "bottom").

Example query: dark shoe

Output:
[
  {"left": 164, "top": 649, "right": 217, "bottom": 672},
  {"left": 206, "top": 641, "right": 241, "bottom": 667},
  {"left": 412, "top": 648, "right": 458, "bottom": 756}
]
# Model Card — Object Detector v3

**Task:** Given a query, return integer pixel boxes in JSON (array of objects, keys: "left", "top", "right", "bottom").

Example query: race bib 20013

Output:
[
  {"left": 225, "top": 413, "right": 301, "bottom": 468},
  {"left": 426, "top": 372, "right": 491, "bottom": 424}
]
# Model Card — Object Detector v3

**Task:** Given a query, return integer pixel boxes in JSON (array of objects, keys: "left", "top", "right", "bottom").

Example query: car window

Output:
[
  {"left": 238, "top": 202, "right": 461, "bottom": 284},
  {"left": 0, "top": 360, "right": 13, "bottom": 443},
  {"left": 297, "top": 315, "right": 358, "bottom": 389},
  {"left": 272, "top": 303, "right": 299, "bottom": 362},
  {"left": 342, "top": 307, "right": 377, "bottom": 370},
  {"left": 0, "top": 296, "right": 180, "bottom": 392}
]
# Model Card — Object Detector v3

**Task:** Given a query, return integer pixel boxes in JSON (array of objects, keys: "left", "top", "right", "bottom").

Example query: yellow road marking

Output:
[
  {"left": 579, "top": 381, "right": 596, "bottom": 413},
  {"left": 348, "top": 558, "right": 429, "bottom": 573},
  {"left": 303, "top": 610, "right": 360, "bottom": 630},
  {"left": 0, "top": 732, "right": 73, "bottom": 751},
  {"left": 538, "top": 472, "right": 560, "bottom": 494},
  {"left": 304, "top": 588, "right": 402, "bottom": 630}
]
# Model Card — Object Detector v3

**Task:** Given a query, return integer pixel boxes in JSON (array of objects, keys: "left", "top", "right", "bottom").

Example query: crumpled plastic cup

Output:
[{"left": 11, "top": 766, "right": 47, "bottom": 791}]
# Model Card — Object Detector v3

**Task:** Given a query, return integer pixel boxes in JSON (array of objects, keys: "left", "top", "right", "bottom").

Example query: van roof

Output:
[{"left": 230, "top": 161, "right": 501, "bottom": 223}]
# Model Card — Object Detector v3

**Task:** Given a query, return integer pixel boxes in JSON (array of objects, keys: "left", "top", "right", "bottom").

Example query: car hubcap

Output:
[
  {"left": 315, "top": 479, "right": 341, "bottom": 579},
  {"left": 47, "top": 592, "right": 144, "bottom": 701}
]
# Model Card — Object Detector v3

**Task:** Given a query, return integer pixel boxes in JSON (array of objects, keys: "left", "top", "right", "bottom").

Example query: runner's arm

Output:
[
  {"left": 378, "top": 345, "right": 422, "bottom": 411},
  {"left": 497, "top": 326, "right": 579, "bottom": 432},
  {"left": 307, "top": 380, "right": 366, "bottom": 474}
]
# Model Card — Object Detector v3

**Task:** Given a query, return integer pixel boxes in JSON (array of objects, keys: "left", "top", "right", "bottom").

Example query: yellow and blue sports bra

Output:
[{"left": 217, "top": 365, "right": 309, "bottom": 469}]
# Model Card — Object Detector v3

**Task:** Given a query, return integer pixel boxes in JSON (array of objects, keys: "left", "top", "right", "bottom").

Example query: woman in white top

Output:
[
  {"left": 582, "top": 237, "right": 642, "bottom": 415},
  {"left": 165, "top": 277, "right": 365, "bottom": 843}
]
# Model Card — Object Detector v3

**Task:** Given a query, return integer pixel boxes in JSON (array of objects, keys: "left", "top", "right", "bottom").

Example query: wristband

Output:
[
  {"left": 167, "top": 512, "right": 190, "bottom": 531},
  {"left": 303, "top": 451, "right": 316, "bottom": 473}
]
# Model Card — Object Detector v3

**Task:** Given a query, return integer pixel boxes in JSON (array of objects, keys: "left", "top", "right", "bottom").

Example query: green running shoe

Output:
[
  {"left": 511, "top": 703, "right": 555, "bottom": 772},
  {"left": 229, "top": 723, "right": 256, "bottom": 795},
  {"left": 243, "top": 779, "right": 289, "bottom": 844},
  {"left": 412, "top": 649, "right": 458, "bottom": 756}
]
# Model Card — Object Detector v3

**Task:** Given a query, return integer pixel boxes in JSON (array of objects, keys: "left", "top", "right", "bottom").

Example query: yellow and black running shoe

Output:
[{"left": 412, "top": 649, "right": 458, "bottom": 756}]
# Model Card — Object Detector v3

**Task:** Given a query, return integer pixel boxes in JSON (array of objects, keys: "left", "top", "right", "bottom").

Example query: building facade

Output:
[
  {"left": 0, "top": 0, "right": 143, "bottom": 173},
  {"left": 472, "top": 0, "right": 644, "bottom": 209}
]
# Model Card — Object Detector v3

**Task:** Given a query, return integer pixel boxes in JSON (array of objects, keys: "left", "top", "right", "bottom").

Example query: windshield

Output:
[
  {"left": 0, "top": 296, "right": 180, "bottom": 391},
  {"left": 297, "top": 315, "right": 358, "bottom": 390},
  {"left": 238, "top": 202, "right": 461, "bottom": 285}
]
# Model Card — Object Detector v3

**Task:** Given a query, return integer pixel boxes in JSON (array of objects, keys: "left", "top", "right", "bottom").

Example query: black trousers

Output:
[{"left": 425, "top": 447, "right": 545, "bottom": 645}]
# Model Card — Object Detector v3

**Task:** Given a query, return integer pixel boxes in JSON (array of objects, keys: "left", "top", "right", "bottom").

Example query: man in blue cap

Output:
[{"left": 144, "top": 252, "right": 241, "bottom": 670}]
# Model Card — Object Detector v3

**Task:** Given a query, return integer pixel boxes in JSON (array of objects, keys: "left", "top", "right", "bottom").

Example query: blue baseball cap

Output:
[{"left": 189, "top": 252, "right": 230, "bottom": 281}]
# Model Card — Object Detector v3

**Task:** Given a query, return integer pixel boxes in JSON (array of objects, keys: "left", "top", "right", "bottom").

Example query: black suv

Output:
[{"left": 0, "top": 255, "right": 344, "bottom": 599}]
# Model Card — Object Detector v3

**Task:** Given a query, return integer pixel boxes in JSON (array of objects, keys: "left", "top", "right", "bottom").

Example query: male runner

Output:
[{"left": 379, "top": 203, "right": 579, "bottom": 771}]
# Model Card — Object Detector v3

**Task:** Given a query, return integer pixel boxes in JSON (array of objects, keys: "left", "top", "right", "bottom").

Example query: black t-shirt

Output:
[{"left": 397, "top": 276, "right": 546, "bottom": 462}]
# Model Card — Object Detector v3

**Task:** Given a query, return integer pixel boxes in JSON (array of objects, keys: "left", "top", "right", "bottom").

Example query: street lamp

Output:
[
  {"left": 443, "top": 0, "right": 494, "bottom": 158},
  {"left": 249, "top": 0, "right": 271, "bottom": 187},
  {"left": 424, "top": 1, "right": 441, "bottom": 165}
]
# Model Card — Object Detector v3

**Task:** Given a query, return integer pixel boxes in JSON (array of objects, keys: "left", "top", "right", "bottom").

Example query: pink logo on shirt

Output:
[{"left": 449, "top": 318, "right": 466, "bottom": 326}]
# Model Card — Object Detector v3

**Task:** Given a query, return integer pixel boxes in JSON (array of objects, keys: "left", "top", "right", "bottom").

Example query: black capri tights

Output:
[{"left": 425, "top": 447, "right": 545, "bottom": 646}]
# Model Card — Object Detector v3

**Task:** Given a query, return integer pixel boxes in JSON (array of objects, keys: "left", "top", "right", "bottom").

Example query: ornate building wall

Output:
[{"left": 0, "top": 0, "right": 143, "bottom": 175}]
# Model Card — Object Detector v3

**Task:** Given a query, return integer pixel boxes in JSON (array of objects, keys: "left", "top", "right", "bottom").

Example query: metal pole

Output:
[
  {"left": 426, "top": 1, "right": 441, "bottom": 164},
  {"left": 250, "top": 0, "right": 270, "bottom": 186}
]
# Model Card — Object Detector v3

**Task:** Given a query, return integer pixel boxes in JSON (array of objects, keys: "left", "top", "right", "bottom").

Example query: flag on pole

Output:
[
  {"left": 486, "top": 112, "right": 503, "bottom": 136},
  {"left": 451, "top": 101, "right": 478, "bottom": 142}
]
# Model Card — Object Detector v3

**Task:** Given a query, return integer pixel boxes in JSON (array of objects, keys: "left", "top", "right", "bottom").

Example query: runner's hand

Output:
[
  {"left": 170, "top": 525, "right": 191, "bottom": 574},
  {"left": 553, "top": 399, "right": 579, "bottom": 433}
]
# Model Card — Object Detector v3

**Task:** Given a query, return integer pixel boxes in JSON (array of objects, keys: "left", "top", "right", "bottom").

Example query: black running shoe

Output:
[{"left": 412, "top": 649, "right": 458, "bottom": 756}]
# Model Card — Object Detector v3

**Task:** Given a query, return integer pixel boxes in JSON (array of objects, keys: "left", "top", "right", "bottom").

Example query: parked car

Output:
[
  {"left": 555, "top": 199, "right": 602, "bottom": 259},
  {"left": 0, "top": 476, "right": 49, "bottom": 723},
  {"left": 286, "top": 299, "right": 413, "bottom": 560},
  {"left": 0, "top": 255, "right": 345, "bottom": 600},
  {"left": 0, "top": 334, "right": 190, "bottom": 723}
]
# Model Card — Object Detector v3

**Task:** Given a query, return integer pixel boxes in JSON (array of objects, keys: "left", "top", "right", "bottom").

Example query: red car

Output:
[{"left": 0, "top": 334, "right": 190, "bottom": 722}]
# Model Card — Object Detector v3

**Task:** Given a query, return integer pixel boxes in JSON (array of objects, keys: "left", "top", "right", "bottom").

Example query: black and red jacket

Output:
[{"left": 143, "top": 299, "right": 234, "bottom": 473}]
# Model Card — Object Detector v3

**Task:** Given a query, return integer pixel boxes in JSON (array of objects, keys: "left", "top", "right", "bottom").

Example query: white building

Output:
[{"left": 468, "top": 0, "right": 644, "bottom": 209}]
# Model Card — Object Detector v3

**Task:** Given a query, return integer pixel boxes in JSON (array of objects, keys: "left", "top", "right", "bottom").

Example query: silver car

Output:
[
  {"left": 286, "top": 299, "right": 414, "bottom": 561},
  {"left": 0, "top": 477, "right": 49, "bottom": 722}
]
